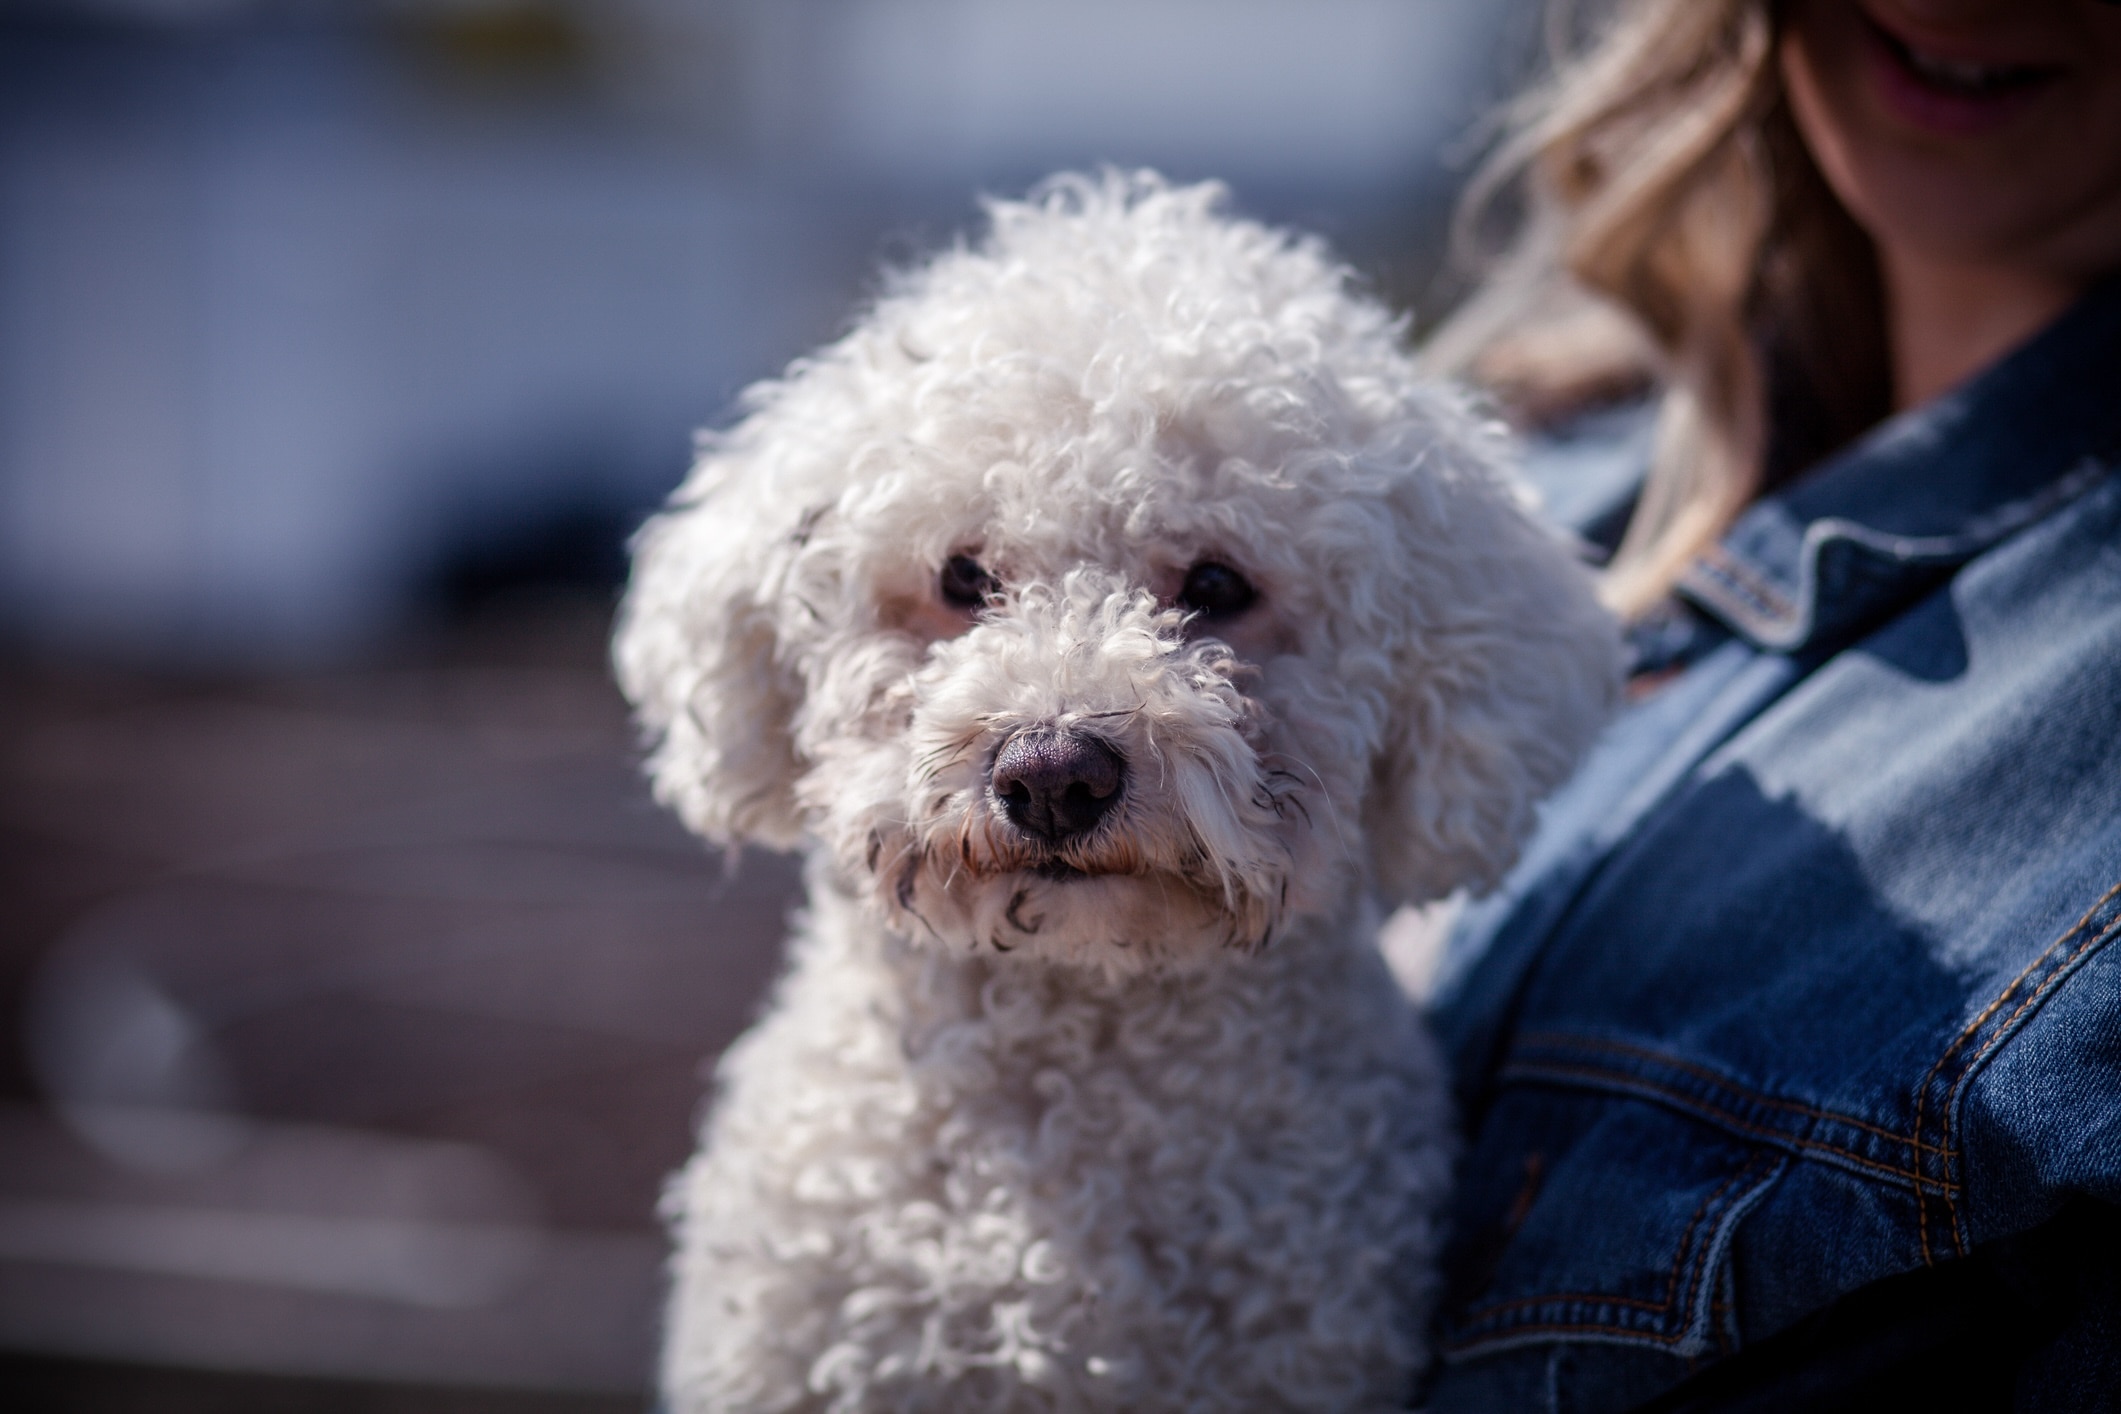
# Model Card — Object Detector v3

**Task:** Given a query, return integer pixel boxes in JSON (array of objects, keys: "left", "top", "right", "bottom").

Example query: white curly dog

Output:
[{"left": 615, "top": 172, "right": 1621, "bottom": 1413}]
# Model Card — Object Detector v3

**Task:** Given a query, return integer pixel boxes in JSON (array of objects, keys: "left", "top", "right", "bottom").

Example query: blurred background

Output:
[{"left": 0, "top": 0, "right": 1532, "bottom": 1406}]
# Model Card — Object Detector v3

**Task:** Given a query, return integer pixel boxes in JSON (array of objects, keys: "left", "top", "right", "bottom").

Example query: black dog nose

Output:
[{"left": 991, "top": 728, "right": 1125, "bottom": 842}]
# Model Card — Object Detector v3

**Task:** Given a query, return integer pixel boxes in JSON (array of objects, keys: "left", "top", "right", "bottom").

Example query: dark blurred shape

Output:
[
  {"left": 400, "top": 1, "right": 596, "bottom": 85},
  {"left": 4, "top": 1349, "right": 642, "bottom": 1414},
  {"left": 428, "top": 495, "right": 640, "bottom": 613}
]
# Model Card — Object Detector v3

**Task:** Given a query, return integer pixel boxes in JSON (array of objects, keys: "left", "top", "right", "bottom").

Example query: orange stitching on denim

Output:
[
  {"left": 1500, "top": 1062, "right": 1938, "bottom": 1187},
  {"left": 1710, "top": 1283, "right": 1734, "bottom": 1360},
  {"left": 1674, "top": 1159, "right": 1752, "bottom": 1330},
  {"left": 1447, "top": 1320, "right": 1696, "bottom": 1352},
  {"left": 1499, "top": 1061, "right": 1953, "bottom": 1192},
  {"left": 1935, "top": 892, "right": 2121, "bottom": 1259},
  {"left": 1457, "top": 1166, "right": 1723, "bottom": 1326},
  {"left": 1458, "top": 1291, "right": 1676, "bottom": 1320},
  {"left": 1674, "top": 1158, "right": 1785, "bottom": 1356},
  {"left": 1445, "top": 1320, "right": 1692, "bottom": 1354},
  {"left": 1453, "top": 1155, "right": 1762, "bottom": 1336},
  {"left": 1954, "top": 919, "right": 2119, "bottom": 1094},
  {"left": 1512, "top": 1031, "right": 1948, "bottom": 1155},
  {"left": 1914, "top": 878, "right": 2121, "bottom": 1265}
]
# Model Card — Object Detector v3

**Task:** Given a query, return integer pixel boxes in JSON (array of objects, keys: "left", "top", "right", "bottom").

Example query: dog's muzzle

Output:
[{"left": 990, "top": 726, "right": 1125, "bottom": 844}]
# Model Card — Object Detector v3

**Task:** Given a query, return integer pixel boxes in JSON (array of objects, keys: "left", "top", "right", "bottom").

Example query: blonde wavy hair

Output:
[{"left": 1425, "top": 0, "right": 1890, "bottom": 616}]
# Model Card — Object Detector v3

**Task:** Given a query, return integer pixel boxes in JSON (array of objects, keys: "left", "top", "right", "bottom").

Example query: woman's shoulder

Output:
[
  {"left": 1427, "top": 468, "right": 2121, "bottom": 1412},
  {"left": 1425, "top": 282, "right": 2121, "bottom": 1413}
]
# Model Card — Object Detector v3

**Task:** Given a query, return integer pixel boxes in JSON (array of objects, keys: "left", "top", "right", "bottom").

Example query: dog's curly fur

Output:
[{"left": 615, "top": 172, "right": 1623, "bottom": 1412}]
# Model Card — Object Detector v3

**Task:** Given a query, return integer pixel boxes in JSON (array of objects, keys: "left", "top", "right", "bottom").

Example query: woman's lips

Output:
[{"left": 1858, "top": 9, "right": 2064, "bottom": 138}]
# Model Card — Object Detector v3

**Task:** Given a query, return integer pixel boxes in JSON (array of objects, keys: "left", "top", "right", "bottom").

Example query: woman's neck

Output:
[{"left": 1881, "top": 247, "right": 2082, "bottom": 412}]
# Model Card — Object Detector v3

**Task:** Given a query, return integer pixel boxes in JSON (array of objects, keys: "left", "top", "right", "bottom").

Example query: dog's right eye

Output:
[
  {"left": 939, "top": 555, "right": 999, "bottom": 609},
  {"left": 1178, "top": 560, "right": 1257, "bottom": 620}
]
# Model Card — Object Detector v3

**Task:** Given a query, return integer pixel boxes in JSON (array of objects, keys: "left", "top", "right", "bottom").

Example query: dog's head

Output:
[{"left": 616, "top": 173, "right": 1622, "bottom": 973}]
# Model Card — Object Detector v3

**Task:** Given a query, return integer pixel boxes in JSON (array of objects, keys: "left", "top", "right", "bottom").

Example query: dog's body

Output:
[
  {"left": 617, "top": 174, "right": 1621, "bottom": 1412},
  {"left": 667, "top": 872, "right": 1444, "bottom": 1411}
]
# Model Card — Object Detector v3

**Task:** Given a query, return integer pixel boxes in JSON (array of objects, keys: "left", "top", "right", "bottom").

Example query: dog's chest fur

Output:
[{"left": 662, "top": 867, "right": 1451, "bottom": 1413}]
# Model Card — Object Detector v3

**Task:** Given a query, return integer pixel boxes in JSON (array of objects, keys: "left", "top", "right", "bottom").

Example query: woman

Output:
[{"left": 1420, "top": 1, "right": 2121, "bottom": 1409}]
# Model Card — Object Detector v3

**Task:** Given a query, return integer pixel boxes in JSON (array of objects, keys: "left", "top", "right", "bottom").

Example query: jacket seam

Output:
[
  {"left": 1445, "top": 1154, "right": 1768, "bottom": 1354},
  {"left": 1496, "top": 1060, "right": 1954, "bottom": 1194},
  {"left": 1915, "top": 877, "right": 2121, "bottom": 1264},
  {"left": 1453, "top": 1321, "right": 1696, "bottom": 1350},
  {"left": 1511, "top": 1031, "right": 1946, "bottom": 1154},
  {"left": 1690, "top": 543, "right": 1796, "bottom": 624}
]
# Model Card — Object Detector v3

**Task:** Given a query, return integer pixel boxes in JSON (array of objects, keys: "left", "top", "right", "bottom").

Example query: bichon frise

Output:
[{"left": 615, "top": 172, "right": 1621, "bottom": 1413}]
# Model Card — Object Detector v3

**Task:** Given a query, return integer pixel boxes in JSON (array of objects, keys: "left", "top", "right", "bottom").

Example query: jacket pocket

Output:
[{"left": 1441, "top": 1055, "right": 1793, "bottom": 1362}]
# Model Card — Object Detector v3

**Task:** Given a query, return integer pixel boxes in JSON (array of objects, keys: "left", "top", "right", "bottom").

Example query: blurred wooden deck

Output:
[{"left": 0, "top": 599, "right": 800, "bottom": 1409}]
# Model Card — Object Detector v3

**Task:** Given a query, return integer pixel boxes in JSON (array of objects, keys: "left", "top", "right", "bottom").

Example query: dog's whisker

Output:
[
  {"left": 913, "top": 737, "right": 981, "bottom": 774},
  {"left": 1003, "top": 889, "right": 1043, "bottom": 936},
  {"left": 789, "top": 503, "right": 830, "bottom": 547},
  {"left": 1263, "top": 752, "right": 1348, "bottom": 862}
]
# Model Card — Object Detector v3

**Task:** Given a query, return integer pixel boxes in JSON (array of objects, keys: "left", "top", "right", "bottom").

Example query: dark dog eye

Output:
[
  {"left": 939, "top": 554, "right": 999, "bottom": 609},
  {"left": 1177, "top": 561, "right": 1257, "bottom": 619}
]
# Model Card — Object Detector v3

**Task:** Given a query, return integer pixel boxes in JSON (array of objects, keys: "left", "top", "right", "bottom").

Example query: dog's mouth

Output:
[
  {"left": 1001, "top": 832, "right": 1157, "bottom": 884},
  {"left": 943, "top": 814, "right": 1152, "bottom": 885},
  {"left": 874, "top": 824, "right": 1291, "bottom": 963}
]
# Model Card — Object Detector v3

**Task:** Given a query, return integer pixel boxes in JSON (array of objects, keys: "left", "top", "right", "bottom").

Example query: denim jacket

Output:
[{"left": 1425, "top": 279, "right": 2121, "bottom": 1413}]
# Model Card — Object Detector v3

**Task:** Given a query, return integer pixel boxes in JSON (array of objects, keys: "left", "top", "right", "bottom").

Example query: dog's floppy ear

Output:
[
  {"left": 1355, "top": 402, "right": 1626, "bottom": 906},
  {"left": 613, "top": 438, "right": 808, "bottom": 853}
]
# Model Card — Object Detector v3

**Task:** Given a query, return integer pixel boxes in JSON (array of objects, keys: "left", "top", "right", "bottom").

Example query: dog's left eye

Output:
[
  {"left": 939, "top": 554, "right": 1000, "bottom": 609},
  {"left": 1177, "top": 561, "right": 1257, "bottom": 620}
]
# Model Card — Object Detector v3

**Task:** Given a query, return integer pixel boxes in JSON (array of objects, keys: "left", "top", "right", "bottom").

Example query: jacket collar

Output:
[{"left": 1677, "top": 277, "right": 2121, "bottom": 654}]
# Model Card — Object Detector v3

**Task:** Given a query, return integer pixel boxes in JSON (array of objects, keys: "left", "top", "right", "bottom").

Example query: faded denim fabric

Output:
[{"left": 1424, "top": 278, "right": 2121, "bottom": 1413}]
